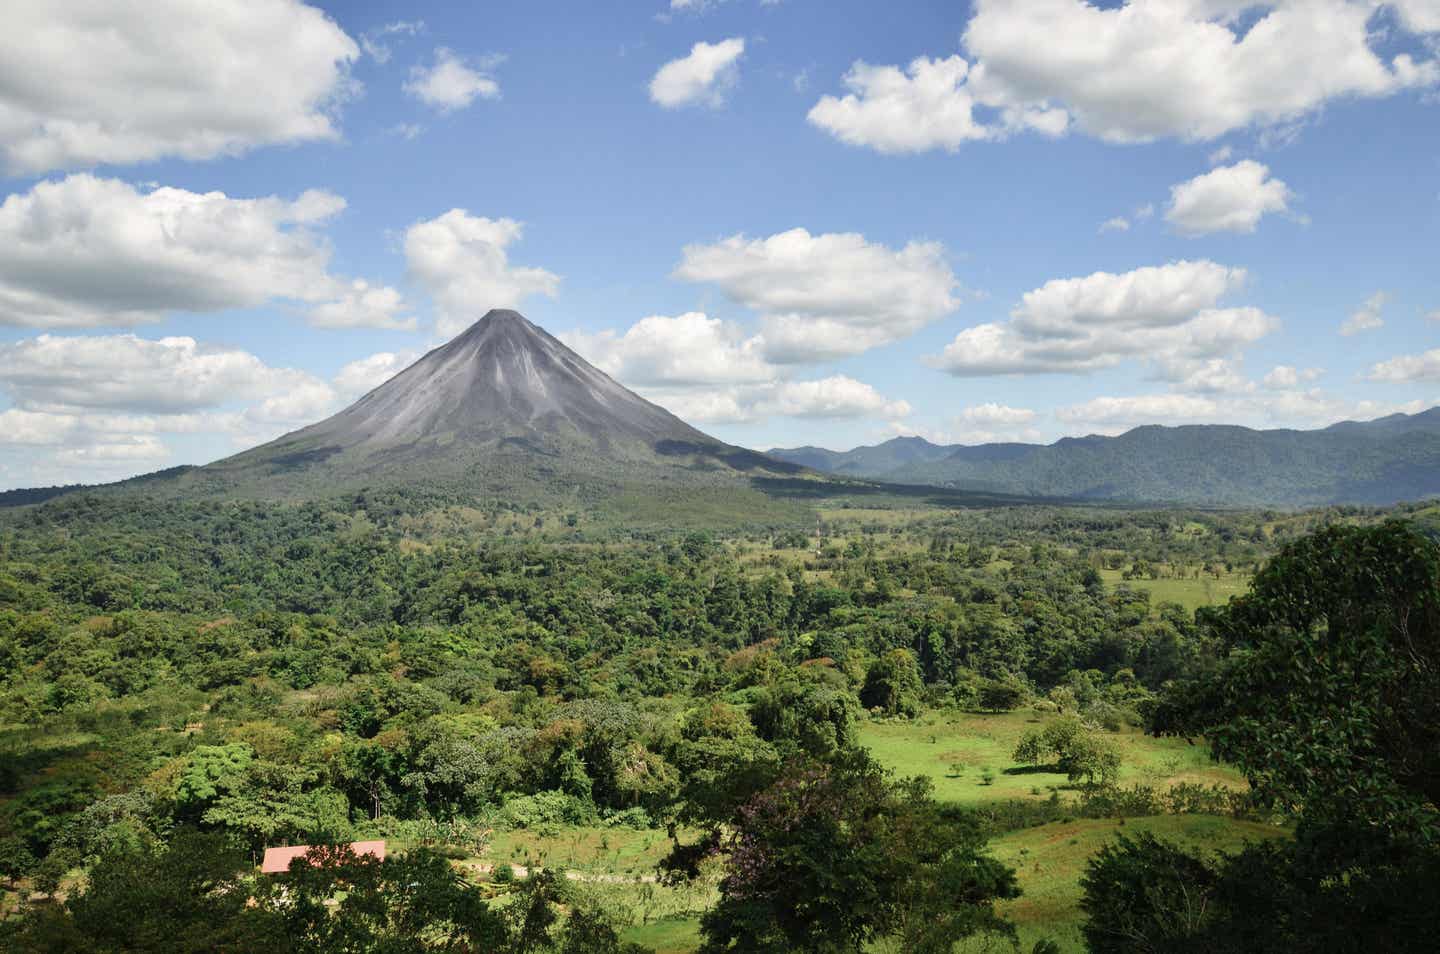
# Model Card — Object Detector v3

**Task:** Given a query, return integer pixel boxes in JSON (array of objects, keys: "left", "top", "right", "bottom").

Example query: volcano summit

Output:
[{"left": 188, "top": 309, "right": 801, "bottom": 502}]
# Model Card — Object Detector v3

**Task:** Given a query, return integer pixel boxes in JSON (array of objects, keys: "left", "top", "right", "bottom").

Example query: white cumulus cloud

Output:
[
  {"left": 650, "top": 38, "right": 746, "bottom": 108},
  {"left": 0, "top": 331, "right": 399, "bottom": 477},
  {"left": 808, "top": 1, "right": 1440, "bottom": 153},
  {"left": 334, "top": 351, "right": 420, "bottom": 401},
  {"left": 310, "top": 281, "right": 416, "bottom": 331},
  {"left": 947, "top": 403, "right": 1043, "bottom": 443},
  {"left": 0, "top": 334, "right": 328, "bottom": 414},
  {"left": 561, "top": 312, "right": 909, "bottom": 426},
  {"left": 1166, "top": 160, "right": 1295, "bottom": 235},
  {"left": 361, "top": 20, "right": 423, "bottom": 64},
  {"left": 562, "top": 313, "right": 776, "bottom": 387},
  {"left": 404, "top": 211, "right": 560, "bottom": 337},
  {"left": 1367, "top": 348, "right": 1440, "bottom": 382},
  {"left": 929, "top": 260, "right": 1276, "bottom": 376},
  {"left": 1390, "top": 0, "right": 1440, "bottom": 33},
  {"left": 762, "top": 376, "right": 911, "bottom": 419},
  {"left": 1055, "top": 388, "right": 1433, "bottom": 436},
  {"left": 806, "top": 56, "right": 1036, "bottom": 153},
  {"left": 405, "top": 48, "right": 503, "bottom": 112},
  {"left": 675, "top": 227, "right": 960, "bottom": 362},
  {"left": 1263, "top": 365, "right": 1322, "bottom": 389},
  {"left": 0, "top": 175, "right": 406, "bottom": 331},
  {"left": 0, "top": 0, "right": 358, "bottom": 175},
  {"left": 1341, "top": 291, "right": 1388, "bottom": 336},
  {"left": 1056, "top": 393, "right": 1222, "bottom": 433}
]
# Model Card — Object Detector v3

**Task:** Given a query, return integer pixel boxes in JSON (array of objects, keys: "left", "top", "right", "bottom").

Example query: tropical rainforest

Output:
[{"left": 1, "top": 490, "right": 1437, "bottom": 952}]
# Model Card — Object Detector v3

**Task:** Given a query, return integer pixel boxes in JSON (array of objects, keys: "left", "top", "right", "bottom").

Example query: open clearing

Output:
[
  {"left": 858, "top": 709, "right": 1245, "bottom": 806},
  {"left": 1099, "top": 567, "right": 1250, "bottom": 611},
  {"left": 959, "top": 815, "right": 1289, "bottom": 953}
]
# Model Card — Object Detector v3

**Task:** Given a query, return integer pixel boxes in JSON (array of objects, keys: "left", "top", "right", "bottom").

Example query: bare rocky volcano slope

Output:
[
  {"left": 288, "top": 309, "right": 714, "bottom": 450},
  {"left": 194, "top": 309, "right": 800, "bottom": 500}
]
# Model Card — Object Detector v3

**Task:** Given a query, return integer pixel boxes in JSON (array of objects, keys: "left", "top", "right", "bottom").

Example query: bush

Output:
[
  {"left": 494, "top": 791, "right": 598, "bottom": 830},
  {"left": 1081, "top": 832, "right": 1219, "bottom": 954},
  {"left": 600, "top": 806, "right": 652, "bottom": 830}
]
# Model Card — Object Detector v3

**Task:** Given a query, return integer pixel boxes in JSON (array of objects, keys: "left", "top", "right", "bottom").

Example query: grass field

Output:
[
  {"left": 447, "top": 710, "right": 1255, "bottom": 953},
  {"left": 623, "top": 916, "right": 705, "bottom": 953},
  {"left": 958, "top": 815, "right": 1289, "bottom": 953},
  {"left": 1099, "top": 567, "right": 1250, "bottom": 611},
  {"left": 857, "top": 709, "right": 1245, "bottom": 806},
  {"left": 479, "top": 825, "right": 675, "bottom": 877},
  {"left": 616, "top": 815, "right": 1288, "bottom": 954}
]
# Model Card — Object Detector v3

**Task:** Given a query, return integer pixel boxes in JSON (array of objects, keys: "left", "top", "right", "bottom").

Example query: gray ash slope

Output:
[
  {"left": 194, "top": 309, "right": 801, "bottom": 500},
  {"left": 266, "top": 309, "right": 712, "bottom": 451}
]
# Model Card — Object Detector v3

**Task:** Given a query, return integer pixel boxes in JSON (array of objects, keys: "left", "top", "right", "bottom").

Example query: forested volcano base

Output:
[{"left": 1, "top": 492, "right": 1437, "bottom": 951}]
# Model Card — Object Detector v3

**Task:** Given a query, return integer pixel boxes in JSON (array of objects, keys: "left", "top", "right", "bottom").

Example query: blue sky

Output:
[{"left": 1, "top": 0, "right": 1438, "bottom": 489}]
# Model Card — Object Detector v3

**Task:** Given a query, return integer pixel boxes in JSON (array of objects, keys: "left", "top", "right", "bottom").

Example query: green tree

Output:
[
  {"left": 1155, "top": 520, "right": 1440, "bottom": 833},
  {"left": 859, "top": 649, "right": 923, "bottom": 717},
  {"left": 2, "top": 830, "right": 277, "bottom": 953},
  {"left": 173, "top": 744, "right": 254, "bottom": 818},
  {"left": 263, "top": 844, "right": 508, "bottom": 952},
  {"left": 977, "top": 678, "right": 1026, "bottom": 713},
  {"left": 1079, "top": 832, "right": 1220, "bottom": 954},
  {"left": 1013, "top": 717, "right": 1121, "bottom": 787},
  {"left": 690, "top": 750, "right": 1018, "bottom": 953}
]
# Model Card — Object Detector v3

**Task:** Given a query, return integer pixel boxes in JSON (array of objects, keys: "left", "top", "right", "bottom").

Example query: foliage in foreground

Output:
[
  {"left": 1081, "top": 830, "right": 1440, "bottom": 954},
  {"left": 665, "top": 749, "right": 1019, "bottom": 954},
  {"left": 1086, "top": 520, "right": 1440, "bottom": 951},
  {"left": 0, "top": 832, "right": 645, "bottom": 953}
]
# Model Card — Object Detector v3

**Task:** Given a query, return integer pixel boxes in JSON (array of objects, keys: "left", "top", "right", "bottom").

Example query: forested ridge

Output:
[{"left": 770, "top": 407, "right": 1440, "bottom": 506}]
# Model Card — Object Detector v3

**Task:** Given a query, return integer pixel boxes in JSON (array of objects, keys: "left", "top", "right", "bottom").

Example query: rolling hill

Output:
[{"left": 769, "top": 409, "right": 1440, "bottom": 507}]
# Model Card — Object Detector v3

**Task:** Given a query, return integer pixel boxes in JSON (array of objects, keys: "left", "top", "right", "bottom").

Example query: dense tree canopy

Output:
[{"left": 2, "top": 489, "right": 1432, "bottom": 949}]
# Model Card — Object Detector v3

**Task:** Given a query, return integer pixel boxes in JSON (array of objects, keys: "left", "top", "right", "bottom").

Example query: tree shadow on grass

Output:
[{"left": 1003, "top": 764, "right": 1060, "bottom": 776}]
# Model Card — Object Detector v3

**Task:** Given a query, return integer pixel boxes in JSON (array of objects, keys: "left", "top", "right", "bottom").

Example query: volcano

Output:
[{"left": 191, "top": 309, "right": 801, "bottom": 501}]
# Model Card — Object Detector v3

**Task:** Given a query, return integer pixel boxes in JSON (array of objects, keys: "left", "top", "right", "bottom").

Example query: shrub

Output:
[{"left": 494, "top": 791, "right": 597, "bottom": 830}]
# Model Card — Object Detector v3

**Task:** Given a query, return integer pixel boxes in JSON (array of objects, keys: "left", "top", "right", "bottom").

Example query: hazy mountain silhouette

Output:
[{"left": 769, "top": 408, "right": 1440, "bottom": 507}]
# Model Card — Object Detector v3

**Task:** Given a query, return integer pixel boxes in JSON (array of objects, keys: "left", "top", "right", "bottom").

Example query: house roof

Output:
[{"left": 260, "top": 839, "right": 386, "bottom": 874}]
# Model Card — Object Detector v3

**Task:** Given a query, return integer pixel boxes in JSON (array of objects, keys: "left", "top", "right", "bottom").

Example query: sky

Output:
[{"left": 1, "top": 0, "right": 1439, "bottom": 490}]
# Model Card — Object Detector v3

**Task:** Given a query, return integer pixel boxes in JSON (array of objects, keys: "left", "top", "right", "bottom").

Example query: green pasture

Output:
[
  {"left": 617, "top": 815, "right": 1288, "bottom": 954},
  {"left": 959, "top": 815, "right": 1289, "bottom": 953},
  {"left": 1099, "top": 567, "right": 1250, "bottom": 611},
  {"left": 858, "top": 709, "right": 1245, "bottom": 807},
  {"left": 622, "top": 915, "right": 705, "bottom": 953},
  {"left": 478, "top": 825, "right": 674, "bottom": 877}
]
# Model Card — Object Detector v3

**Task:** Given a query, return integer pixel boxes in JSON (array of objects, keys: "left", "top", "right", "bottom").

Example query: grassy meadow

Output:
[
  {"left": 1098, "top": 567, "right": 1251, "bottom": 612},
  {"left": 574, "top": 710, "right": 1264, "bottom": 952},
  {"left": 858, "top": 709, "right": 1245, "bottom": 805},
  {"left": 958, "top": 815, "right": 1289, "bottom": 953}
]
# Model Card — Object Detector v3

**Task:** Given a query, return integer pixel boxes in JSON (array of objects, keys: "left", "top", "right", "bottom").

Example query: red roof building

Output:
[{"left": 260, "top": 839, "right": 386, "bottom": 874}]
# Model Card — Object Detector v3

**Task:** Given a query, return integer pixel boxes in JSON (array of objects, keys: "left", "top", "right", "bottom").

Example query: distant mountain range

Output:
[
  {"left": 8, "top": 309, "right": 1437, "bottom": 513},
  {"left": 768, "top": 409, "right": 1440, "bottom": 507}
]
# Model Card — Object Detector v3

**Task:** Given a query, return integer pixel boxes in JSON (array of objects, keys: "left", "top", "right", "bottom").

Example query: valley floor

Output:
[{"left": 388, "top": 708, "right": 1277, "bottom": 953}]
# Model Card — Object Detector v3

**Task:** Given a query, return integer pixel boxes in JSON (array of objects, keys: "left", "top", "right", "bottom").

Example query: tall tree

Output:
[
  {"left": 681, "top": 749, "right": 1018, "bottom": 953},
  {"left": 1155, "top": 520, "right": 1440, "bottom": 836}
]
